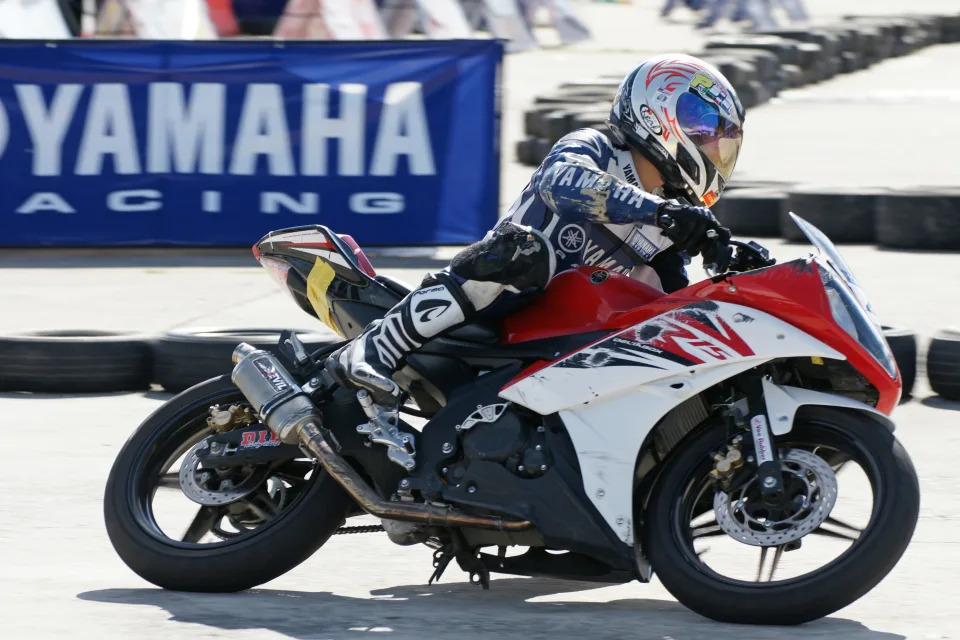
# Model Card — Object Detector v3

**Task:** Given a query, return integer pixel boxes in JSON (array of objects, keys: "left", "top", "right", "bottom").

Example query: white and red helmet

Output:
[{"left": 608, "top": 54, "right": 745, "bottom": 207}]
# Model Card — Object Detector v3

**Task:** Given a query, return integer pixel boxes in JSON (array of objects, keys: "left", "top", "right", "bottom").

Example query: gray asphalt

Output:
[{"left": 2, "top": 2, "right": 960, "bottom": 638}]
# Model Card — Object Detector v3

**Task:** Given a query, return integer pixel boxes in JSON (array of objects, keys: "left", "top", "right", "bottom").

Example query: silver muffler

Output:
[{"left": 230, "top": 343, "right": 317, "bottom": 444}]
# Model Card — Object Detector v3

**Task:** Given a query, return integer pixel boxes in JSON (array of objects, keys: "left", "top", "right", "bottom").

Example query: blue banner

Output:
[{"left": 0, "top": 40, "right": 502, "bottom": 246}]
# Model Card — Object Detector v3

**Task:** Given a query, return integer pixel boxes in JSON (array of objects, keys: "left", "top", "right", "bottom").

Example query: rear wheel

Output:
[
  {"left": 104, "top": 376, "right": 353, "bottom": 592},
  {"left": 643, "top": 407, "right": 919, "bottom": 625}
]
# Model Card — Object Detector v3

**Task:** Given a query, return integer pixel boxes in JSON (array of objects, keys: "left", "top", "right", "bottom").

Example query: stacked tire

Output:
[
  {"left": 0, "top": 327, "right": 339, "bottom": 394},
  {"left": 515, "top": 13, "right": 960, "bottom": 167},
  {"left": 927, "top": 329, "right": 960, "bottom": 401}
]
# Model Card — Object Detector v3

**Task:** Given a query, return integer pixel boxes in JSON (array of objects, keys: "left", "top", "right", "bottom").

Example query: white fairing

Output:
[
  {"left": 761, "top": 378, "right": 894, "bottom": 435},
  {"left": 499, "top": 301, "right": 843, "bottom": 545}
]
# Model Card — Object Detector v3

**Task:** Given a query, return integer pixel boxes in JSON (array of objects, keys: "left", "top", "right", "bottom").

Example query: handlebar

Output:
[{"left": 657, "top": 214, "right": 776, "bottom": 275}]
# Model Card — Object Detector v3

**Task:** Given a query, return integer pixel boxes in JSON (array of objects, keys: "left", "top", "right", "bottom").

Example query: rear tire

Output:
[
  {"left": 643, "top": 407, "right": 919, "bottom": 625},
  {"left": 104, "top": 376, "right": 353, "bottom": 592}
]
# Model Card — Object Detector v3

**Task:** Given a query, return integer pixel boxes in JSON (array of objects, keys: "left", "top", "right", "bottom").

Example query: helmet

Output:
[{"left": 608, "top": 54, "right": 745, "bottom": 207}]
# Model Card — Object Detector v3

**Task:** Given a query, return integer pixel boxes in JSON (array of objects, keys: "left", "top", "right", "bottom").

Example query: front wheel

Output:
[
  {"left": 643, "top": 407, "right": 919, "bottom": 625},
  {"left": 104, "top": 376, "right": 354, "bottom": 592}
]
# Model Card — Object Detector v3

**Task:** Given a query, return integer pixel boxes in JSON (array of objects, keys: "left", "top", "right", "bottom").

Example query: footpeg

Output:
[{"left": 356, "top": 390, "right": 417, "bottom": 470}]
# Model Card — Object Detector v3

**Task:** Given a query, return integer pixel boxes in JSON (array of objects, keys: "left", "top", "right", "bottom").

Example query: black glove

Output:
[{"left": 656, "top": 201, "right": 725, "bottom": 256}]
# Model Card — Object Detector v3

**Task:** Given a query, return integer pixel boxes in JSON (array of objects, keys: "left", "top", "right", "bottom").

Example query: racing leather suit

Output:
[{"left": 327, "top": 128, "right": 693, "bottom": 404}]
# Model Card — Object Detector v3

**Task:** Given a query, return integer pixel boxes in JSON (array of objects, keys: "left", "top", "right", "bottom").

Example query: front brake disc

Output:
[{"left": 713, "top": 449, "right": 839, "bottom": 547}]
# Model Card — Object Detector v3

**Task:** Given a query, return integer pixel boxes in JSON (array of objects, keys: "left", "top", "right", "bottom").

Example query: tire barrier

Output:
[
  {"left": 927, "top": 329, "right": 960, "bottom": 401},
  {"left": 782, "top": 187, "right": 887, "bottom": 244},
  {"left": 151, "top": 327, "right": 340, "bottom": 393},
  {"left": 882, "top": 326, "right": 917, "bottom": 400},
  {"left": 876, "top": 188, "right": 960, "bottom": 251},
  {"left": 517, "top": 13, "right": 960, "bottom": 168},
  {"left": 0, "top": 330, "right": 152, "bottom": 393},
  {"left": 709, "top": 188, "right": 785, "bottom": 237}
]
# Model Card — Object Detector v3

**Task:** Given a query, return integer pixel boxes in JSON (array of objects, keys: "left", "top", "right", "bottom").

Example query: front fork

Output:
[{"left": 742, "top": 376, "right": 785, "bottom": 505}]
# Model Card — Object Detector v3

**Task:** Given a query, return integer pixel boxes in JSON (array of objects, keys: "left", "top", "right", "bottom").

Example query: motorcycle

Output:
[{"left": 105, "top": 213, "right": 919, "bottom": 625}]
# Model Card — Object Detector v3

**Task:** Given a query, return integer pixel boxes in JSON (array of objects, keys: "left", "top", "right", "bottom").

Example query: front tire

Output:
[
  {"left": 643, "top": 407, "right": 919, "bottom": 625},
  {"left": 104, "top": 376, "right": 354, "bottom": 592}
]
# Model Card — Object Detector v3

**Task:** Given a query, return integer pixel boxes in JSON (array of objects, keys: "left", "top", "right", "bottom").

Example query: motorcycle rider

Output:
[{"left": 328, "top": 53, "right": 745, "bottom": 409}]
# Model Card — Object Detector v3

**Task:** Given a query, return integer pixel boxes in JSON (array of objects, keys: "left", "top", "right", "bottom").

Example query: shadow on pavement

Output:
[
  {"left": 78, "top": 578, "right": 905, "bottom": 640},
  {"left": 920, "top": 396, "right": 960, "bottom": 412}
]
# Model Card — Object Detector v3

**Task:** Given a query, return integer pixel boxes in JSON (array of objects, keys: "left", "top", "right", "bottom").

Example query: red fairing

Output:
[
  {"left": 501, "top": 268, "right": 667, "bottom": 344},
  {"left": 601, "top": 260, "right": 901, "bottom": 414}
]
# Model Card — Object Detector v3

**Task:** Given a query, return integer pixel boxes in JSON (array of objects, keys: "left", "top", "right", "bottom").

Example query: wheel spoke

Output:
[
  {"left": 825, "top": 515, "right": 863, "bottom": 535},
  {"left": 156, "top": 473, "right": 181, "bottom": 489},
  {"left": 755, "top": 546, "right": 768, "bottom": 581},
  {"left": 766, "top": 545, "right": 785, "bottom": 582},
  {"left": 811, "top": 526, "right": 859, "bottom": 542},
  {"left": 691, "top": 521, "right": 726, "bottom": 539},
  {"left": 182, "top": 506, "right": 222, "bottom": 543}
]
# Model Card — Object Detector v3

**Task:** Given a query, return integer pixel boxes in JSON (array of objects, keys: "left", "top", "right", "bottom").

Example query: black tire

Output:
[
  {"left": 882, "top": 326, "right": 917, "bottom": 399},
  {"left": 927, "top": 328, "right": 960, "bottom": 401},
  {"left": 876, "top": 188, "right": 960, "bottom": 250},
  {"left": 643, "top": 408, "right": 919, "bottom": 625},
  {"left": 104, "top": 375, "right": 353, "bottom": 592},
  {"left": 783, "top": 187, "right": 884, "bottom": 243},
  {"left": 0, "top": 330, "right": 151, "bottom": 393},
  {"left": 152, "top": 327, "right": 339, "bottom": 393},
  {"left": 709, "top": 189, "right": 785, "bottom": 237}
]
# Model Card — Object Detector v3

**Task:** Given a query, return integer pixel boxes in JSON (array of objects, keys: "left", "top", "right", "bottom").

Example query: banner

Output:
[{"left": 0, "top": 40, "right": 502, "bottom": 246}]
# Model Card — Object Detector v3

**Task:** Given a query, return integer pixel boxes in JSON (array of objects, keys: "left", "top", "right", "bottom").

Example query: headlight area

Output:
[{"left": 817, "top": 264, "right": 898, "bottom": 378}]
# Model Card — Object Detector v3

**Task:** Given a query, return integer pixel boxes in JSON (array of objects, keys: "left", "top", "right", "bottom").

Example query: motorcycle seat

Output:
[{"left": 374, "top": 275, "right": 500, "bottom": 344}]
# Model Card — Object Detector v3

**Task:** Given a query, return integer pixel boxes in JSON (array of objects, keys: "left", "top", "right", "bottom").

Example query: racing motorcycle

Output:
[{"left": 105, "top": 214, "right": 919, "bottom": 625}]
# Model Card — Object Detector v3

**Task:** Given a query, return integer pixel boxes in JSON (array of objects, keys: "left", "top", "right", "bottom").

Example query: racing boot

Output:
[{"left": 326, "top": 273, "right": 474, "bottom": 408}]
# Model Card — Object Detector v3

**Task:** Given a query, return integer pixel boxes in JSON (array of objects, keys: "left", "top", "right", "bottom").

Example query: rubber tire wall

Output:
[
  {"left": 152, "top": 328, "right": 340, "bottom": 392},
  {"left": 0, "top": 330, "right": 151, "bottom": 393},
  {"left": 882, "top": 326, "right": 917, "bottom": 399},
  {"left": 927, "top": 329, "right": 960, "bottom": 401}
]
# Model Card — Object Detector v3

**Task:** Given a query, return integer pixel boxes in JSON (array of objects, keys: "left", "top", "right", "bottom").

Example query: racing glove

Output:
[{"left": 657, "top": 201, "right": 728, "bottom": 256}]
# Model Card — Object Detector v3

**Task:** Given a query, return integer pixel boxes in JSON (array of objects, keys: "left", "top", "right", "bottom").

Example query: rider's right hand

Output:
[{"left": 656, "top": 201, "right": 726, "bottom": 256}]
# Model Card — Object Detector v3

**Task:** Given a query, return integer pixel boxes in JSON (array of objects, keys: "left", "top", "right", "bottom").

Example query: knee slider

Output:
[{"left": 449, "top": 221, "right": 555, "bottom": 292}]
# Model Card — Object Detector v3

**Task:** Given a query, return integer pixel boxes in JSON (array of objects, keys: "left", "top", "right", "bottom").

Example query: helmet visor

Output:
[{"left": 676, "top": 91, "right": 742, "bottom": 182}]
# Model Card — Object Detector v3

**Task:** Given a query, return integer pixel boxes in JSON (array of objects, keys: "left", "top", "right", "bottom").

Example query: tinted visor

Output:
[{"left": 676, "top": 91, "right": 742, "bottom": 182}]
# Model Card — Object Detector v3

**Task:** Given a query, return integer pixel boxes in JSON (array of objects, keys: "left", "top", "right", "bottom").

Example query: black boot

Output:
[{"left": 327, "top": 276, "right": 472, "bottom": 406}]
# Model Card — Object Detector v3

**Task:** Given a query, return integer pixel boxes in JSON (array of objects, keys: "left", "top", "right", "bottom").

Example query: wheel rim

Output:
[
  {"left": 128, "top": 388, "right": 321, "bottom": 548},
  {"left": 672, "top": 421, "right": 884, "bottom": 585}
]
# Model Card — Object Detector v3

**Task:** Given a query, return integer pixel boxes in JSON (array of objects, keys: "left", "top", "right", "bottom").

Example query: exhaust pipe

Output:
[{"left": 231, "top": 343, "right": 533, "bottom": 533}]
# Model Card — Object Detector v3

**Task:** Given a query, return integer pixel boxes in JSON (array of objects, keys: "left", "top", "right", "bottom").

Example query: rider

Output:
[{"left": 327, "top": 53, "right": 745, "bottom": 408}]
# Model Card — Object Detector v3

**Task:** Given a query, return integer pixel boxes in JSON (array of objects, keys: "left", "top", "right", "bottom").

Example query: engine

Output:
[{"left": 442, "top": 404, "right": 551, "bottom": 487}]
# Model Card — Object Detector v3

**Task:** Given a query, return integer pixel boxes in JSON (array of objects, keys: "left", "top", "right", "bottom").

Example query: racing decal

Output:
[
  {"left": 240, "top": 430, "right": 282, "bottom": 448},
  {"left": 555, "top": 302, "right": 754, "bottom": 370},
  {"left": 625, "top": 227, "right": 659, "bottom": 261},
  {"left": 644, "top": 59, "right": 698, "bottom": 93},
  {"left": 253, "top": 357, "right": 290, "bottom": 393},
  {"left": 410, "top": 284, "right": 465, "bottom": 335},
  {"left": 558, "top": 223, "right": 587, "bottom": 253},
  {"left": 750, "top": 415, "right": 774, "bottom": 463},
  {"left": 638, "top": 104, "right": 663, "bottom": 135},
  {"left": 702, "top": 190, "right": 719, "bottom": 207},
  {"left": 690, "top": 72, "right": 734, "bottom": 116}
]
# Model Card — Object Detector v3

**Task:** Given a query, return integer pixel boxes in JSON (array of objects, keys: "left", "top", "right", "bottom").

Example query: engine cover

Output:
[{"left": 462, "top": 412, "right": 526, "bottom": 463}]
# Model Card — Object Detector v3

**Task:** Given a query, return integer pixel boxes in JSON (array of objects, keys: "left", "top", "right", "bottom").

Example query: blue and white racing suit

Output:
[{"left": 497, "top": 127, "right": 690, "bottom": 295}]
